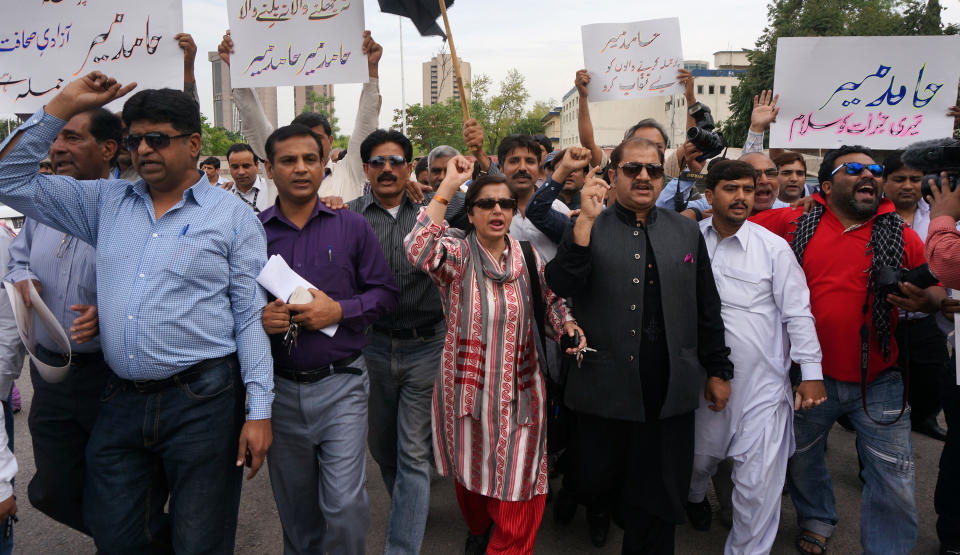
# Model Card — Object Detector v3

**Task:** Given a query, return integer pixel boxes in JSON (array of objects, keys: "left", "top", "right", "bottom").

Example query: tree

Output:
[
  {"left": 507, "top": 100, "right": 555, "bottom": 136},
  {"left": 394, "top": 97, "right": 467, "bottom": 154},
  {"left": 0, "top": 119, "right": 19, "bottom": 144},
  {"left": 200, "top": 114, "right": 245, "bottom": 157},
  {"left": 720, "top": 0, "right": 959, "bottom": 147},
  {"left": 302, "top": 90, "right": 340, "bottom": 137}
]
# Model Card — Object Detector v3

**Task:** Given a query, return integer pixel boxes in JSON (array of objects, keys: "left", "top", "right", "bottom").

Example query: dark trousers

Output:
[
  {"left": 83, "top": 358, "right": 244, "bottom": 554},
  {"left": 936, "top": 353, "right": 960, "bottom": 548},
  {"left": 571, "top": 410, "right": 695, "bottom": 555},
  {"left": 895, "top": 315, "right": 947, "bottom": 424},
  {"left": 27, "top": 345, "right": 109, "bottom": 535}
]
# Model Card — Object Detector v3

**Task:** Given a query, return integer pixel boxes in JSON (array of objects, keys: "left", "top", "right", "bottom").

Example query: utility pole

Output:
[{"left": 399, "top": 16, "right": 407, "bottom": 135}]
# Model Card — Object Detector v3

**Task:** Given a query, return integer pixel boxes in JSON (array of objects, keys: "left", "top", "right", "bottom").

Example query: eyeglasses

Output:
[
  {"left": 471, "top": 197, "right": 518, "bottom": 211},
  {"left": 831, "top": 162, "right": 883, "bottom": 177},
  {"left": 367, "top": 155, "right": 406, "bottom": 169},
  {"left": 125, "top": 132, "right": 192, "bottom": 152},
  {"left": 755, "top": 168, "right": 779, "bottom": 178},
  {"left": 619, "top": 162, "right": 664, "bottom": 179}
]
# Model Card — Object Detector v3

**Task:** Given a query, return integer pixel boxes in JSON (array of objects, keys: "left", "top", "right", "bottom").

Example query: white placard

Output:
[
  {"left": 226, "top": 0, "right": 367, "bottom": 88},
  {"left": 581, "top": 18, "right": 684, "bottom": 102},
  {"left": 770, "top": 36, "right": 960, "bottom": 149},
  {"left": 4, "top": 281, "right": 71, "bottom": 384},
  {"left": 256, "top": 254, "right": 337, "bottom": 337},
  {"left": 0, "top": 0, "right": 184, "bottom": 115}
]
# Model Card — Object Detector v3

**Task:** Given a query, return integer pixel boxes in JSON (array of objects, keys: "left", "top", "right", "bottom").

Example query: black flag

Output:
[{"left": 378, "top": 0, "right": 455, "bottom": 39}]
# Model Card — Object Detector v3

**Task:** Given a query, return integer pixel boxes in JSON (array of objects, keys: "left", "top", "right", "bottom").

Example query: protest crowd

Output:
[{"left": 1, "top": 3, "right": 960, "bottom": 555}]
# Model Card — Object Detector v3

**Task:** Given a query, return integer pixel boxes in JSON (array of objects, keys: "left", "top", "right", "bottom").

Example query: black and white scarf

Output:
[{"left": 790, "top": 202, "right": 905, "bottom": 360}]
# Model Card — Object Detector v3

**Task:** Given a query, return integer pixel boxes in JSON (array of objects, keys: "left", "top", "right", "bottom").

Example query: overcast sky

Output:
[{"left": 184, "top": 0, "right": 960, "bottom": 137}]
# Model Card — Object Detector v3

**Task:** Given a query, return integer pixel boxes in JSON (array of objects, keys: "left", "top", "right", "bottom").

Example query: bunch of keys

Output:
[
  {"left": 576, "top": 346, "right": 597, "bottom": 368},
  {"left": 282, "top": 286, "right": 312, "bottom": 354},
  {"left": 282, "top": 321, "right": 300, "bottom": 354}
]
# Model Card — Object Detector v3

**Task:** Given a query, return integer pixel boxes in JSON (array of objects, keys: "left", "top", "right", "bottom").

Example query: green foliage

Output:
[
  {"left": 302, "top": 90, "right": 341, "bottom": 137},
  {"left": 0, "top": 119, "right": 18, "bottom": 144},
  {"left": 720, "top": 0, "right": 958, "bottom": 147},
  {"left": 393, "top": 70, "right": 553, "bottom": 154},
  {"left": 200, "top": 114, "right": 245, "bottom": 157}
]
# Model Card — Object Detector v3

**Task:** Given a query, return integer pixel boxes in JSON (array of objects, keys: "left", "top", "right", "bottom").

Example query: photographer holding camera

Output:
[{"left": 909, "top": 136, "right": 960, "bottom": 554}]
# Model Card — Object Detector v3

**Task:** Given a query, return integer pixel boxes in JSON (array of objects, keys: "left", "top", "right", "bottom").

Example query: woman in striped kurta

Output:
[{"left": 405, "top": 168, "right": 582, "bottom": 555}]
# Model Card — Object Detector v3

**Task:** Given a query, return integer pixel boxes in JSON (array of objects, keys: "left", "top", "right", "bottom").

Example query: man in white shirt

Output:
[
  {"left": 687, "top": 159, "right": 827, "bottom": 554},
  {"left": 200, "top": 156, "right": 229, "bottom": 188},
  {"left": 217, "top": 30, "right": 383, "bottom": 203},
  {"left": 225, "top": 144, "right": 270, "bottom": 213}
]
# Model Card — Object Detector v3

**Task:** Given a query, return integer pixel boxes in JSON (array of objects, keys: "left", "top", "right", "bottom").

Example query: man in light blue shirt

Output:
[
  {"left": 4, "top": 107, "right": 118, "bottom": 536},
  {"left": 0, "top": 72, "right": 273, "bottom": 553}
]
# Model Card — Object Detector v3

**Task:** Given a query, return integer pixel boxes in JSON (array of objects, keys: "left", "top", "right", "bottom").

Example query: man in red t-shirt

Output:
[{"left": 751, "top": 145, "right": 944, "bottom": 555}]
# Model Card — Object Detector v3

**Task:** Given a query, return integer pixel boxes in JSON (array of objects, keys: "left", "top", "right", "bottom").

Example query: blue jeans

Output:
[
  {"left": 364, "top": 324, "right": 444, "bottom": 555},
  {"left": 787, "top": 370, "right": 917, "bottom": 554},
  {"left": 84, "top": 357, "right": 245, "bottom": 554}
]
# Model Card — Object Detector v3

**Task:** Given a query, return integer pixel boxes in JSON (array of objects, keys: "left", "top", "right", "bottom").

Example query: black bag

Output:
[{"left": 519, "top": 241, "right": 569, "bottom": 455}]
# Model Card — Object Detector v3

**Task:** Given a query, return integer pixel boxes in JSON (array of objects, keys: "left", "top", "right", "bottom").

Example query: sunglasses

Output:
[
  {"left": 831, "top": 162, "right": 883, "bottom": 177},
  {"left": 367, "top": 155, "right": 406, "bottom": 169},
  {"left": 471, "top": 197, "right": 518, "bottom": 211},
  {"left": 125, "top": 132, "right": 192, "bottom": 152},
  {"left": 619, "top": 162, "right": 664, "bottom": 179}
]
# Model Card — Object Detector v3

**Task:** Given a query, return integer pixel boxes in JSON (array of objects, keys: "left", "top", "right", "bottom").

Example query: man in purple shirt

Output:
[{"left": 259, "top": 124, "right": 398, "bottom": 554}]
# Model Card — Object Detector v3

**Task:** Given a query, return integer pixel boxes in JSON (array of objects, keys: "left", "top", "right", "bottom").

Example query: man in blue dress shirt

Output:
[
  {"left": 0, "top": 72, "right": 273, "bottom": 553},
  {"left": 4, "top": 108, "right": 119, "bottom": 535}
]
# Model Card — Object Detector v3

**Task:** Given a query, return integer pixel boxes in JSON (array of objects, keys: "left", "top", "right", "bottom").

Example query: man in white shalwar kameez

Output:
[{"left": 687, "top": 160, "right": 827, "bottom": 555}]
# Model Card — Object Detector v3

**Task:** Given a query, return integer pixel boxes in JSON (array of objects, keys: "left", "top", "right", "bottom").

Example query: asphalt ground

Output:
[{"left": 8, "top": 371, "right": 948, "bottom": 554}]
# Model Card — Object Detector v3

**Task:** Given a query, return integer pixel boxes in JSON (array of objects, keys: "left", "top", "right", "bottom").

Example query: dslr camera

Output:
[
  {"left": 901, "top": 138, "right": 960, "bottom": 199},
  {"left": 686, "top": 102, "right": 725, "bottom": 162},
  {"left": 875, "top": 263, "right": 939, "bottom": 301}
]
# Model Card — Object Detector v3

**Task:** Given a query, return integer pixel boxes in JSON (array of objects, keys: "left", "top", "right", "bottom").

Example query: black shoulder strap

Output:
[{"left": 519, "top": 240, "right": 547, "bottom": 355}]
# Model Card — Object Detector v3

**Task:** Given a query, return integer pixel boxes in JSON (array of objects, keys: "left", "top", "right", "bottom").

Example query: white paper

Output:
[
  {"left": 4, "top": 281, "right": 71, "bottom": 383},
  {"left": 581, "top": 18, "right": 684, "bottom": 102},
  {"left": 226, "top": 0, "right": 368, "bottom": 88},
  {"left": 770, "top": 36, "right": 960, "bottom": 149},
  {"left": 256, "top": 255, "right": 337, "bottom": 337},
  {"left": 0, "top": 0, "right": 185, "bottom": 114}
]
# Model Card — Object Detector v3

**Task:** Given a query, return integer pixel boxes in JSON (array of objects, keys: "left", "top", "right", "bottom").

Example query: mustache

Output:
[
  {"left": 376, "top": 173, "right": 397, "bottom": 183},
  {"left": 511, "top": 170, "right": 533, "bottom": 180},
  {"left": 729, "top": 202, "right": 748, "bottom": 210}
]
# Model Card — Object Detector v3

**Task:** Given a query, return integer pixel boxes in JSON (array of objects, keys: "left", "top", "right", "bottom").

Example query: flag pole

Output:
[
  {"left": 437, "top": 0, "right": 470, "bottom": 121},
  {"left": 399, "top": 16, "right": 407, "bottom": 135}
]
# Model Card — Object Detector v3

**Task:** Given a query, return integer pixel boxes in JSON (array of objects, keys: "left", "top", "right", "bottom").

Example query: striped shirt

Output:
[
  {"left": 348, "top": 191, "right": 466, "bottom": 329},
  {"left": 0, "top": 109, "right": 274, "bottom": 420}
]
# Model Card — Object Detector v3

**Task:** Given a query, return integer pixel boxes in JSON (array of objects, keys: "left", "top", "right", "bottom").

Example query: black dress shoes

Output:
[
  {"left": 686, "top": 498, "right": 712, "bottom": 531},
  {"left": 914, "top": 416, "right": 948, "bottom": 441},
  {"left": 464, "top": 525, "right": 492, "bottom": 555},
  {"left": 586, "top": 510, "right": 610, "bottom": 547}
]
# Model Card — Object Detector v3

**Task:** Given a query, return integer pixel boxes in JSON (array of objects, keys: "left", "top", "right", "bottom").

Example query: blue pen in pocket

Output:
[{"left": 180, "top": 224, "right": 190, "bottom": 237}]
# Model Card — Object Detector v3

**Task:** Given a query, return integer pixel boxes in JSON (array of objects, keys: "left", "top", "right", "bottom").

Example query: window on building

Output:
[
  {"left": 708, "top": 85, "right": 715, "bottom": 94},
  {"left": 697, "top": 85, "right": 703, "bottom": 95},
  {"left": 720, "top": 85, "right": 726, "bottom": 94}
]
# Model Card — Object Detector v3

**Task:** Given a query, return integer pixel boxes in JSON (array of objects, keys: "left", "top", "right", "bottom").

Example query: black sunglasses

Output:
[
  {"left": 125, "top": 132, "right": 192, "bottom": 152},
  {"left": 831, "top": 162, "right": 883, "bottom": 177},
  {"left": 620, "top": 162, "right": 664, "bottom": 179},
  {"left": 367, "top": 155, "right": 406, "bottom": 169},
  {"left": 471, "top": 197, "right": 518, "bottom": 211}
]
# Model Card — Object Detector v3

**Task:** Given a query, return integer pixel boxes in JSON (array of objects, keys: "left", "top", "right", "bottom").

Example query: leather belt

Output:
[
  {"left": 119, "top": 354, "right": 237, "bottom": 394},
  {"left": 372, "top": 319, "right": 443, "bottom": 340},
  {"left": 275, "top": 353, "right": 362, "bottom": 384}
]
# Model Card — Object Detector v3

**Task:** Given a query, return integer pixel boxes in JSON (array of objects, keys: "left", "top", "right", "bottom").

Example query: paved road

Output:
[{"left": 9, "top": 372, "right": 947, "bottom": 554}]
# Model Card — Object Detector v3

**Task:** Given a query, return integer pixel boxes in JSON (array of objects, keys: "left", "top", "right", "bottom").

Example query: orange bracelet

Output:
[{"left": 433, "top": 194, "right": 450, "bottom": 206}]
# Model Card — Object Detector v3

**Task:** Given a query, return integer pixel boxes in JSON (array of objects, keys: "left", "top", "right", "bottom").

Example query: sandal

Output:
[{"left": 796, "top": 532, "right": 828, "bottom": 554}]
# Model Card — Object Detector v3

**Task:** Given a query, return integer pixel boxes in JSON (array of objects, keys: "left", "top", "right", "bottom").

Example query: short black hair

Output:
[
  {"left": 609, "top": 137, "right": 664, "bottom": 171},
  {"left": 360, "top": 129, "right": 413, "bottom": 163},
  {"left": 496, "top": 135, "right": 542, "bottom": 167},
  {"left": 882, "top": 150, "right": 920, "bottom": 178},
  {"left": 264, "top": 124, "right": 324, "bottom": 164},
  {"left": 122, "top": 88, "right": 201, "bottom": 135},
  {"left": 200, "top": 156, "right": 221, "bottom": 168},
  {"left": 819, "top": 145, "right": 875, "bottom": 185},
  {"left": 532, "top": 134, "right": 554, "bottom": 154},
  {"left": 705, "top": 159, "right": 757, "bottom": 190},
  {"left": 226, "top": 143, "right": 259, "bottom": 164},
  {"left": 87, "top": 108, "right": 123, "bottom": 147},
  {"left": 415, "top": 156, "right": 429, "bottom": 175},
  {"left": 773, "top": 151, "right": 806, "bottom": 171},
  {"left": 291, "top": 112, "right": 332, "bottom": 137}
]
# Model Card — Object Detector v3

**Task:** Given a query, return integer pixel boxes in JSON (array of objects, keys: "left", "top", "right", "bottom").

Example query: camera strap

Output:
[{"left": 858, "top": 295, "right": 909, "bottom": 426}]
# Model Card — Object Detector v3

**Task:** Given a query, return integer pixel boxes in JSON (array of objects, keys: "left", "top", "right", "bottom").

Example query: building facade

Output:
[
  {"left": 422, "top": 54, "right": 471, "bottom": 106},
  {"left": 294, "top": 84, "right": 335, "bottom": 117}
]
